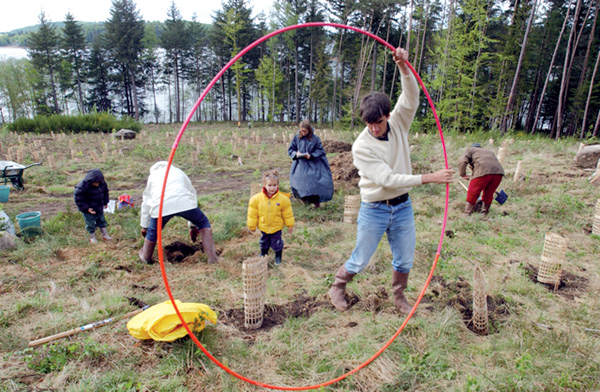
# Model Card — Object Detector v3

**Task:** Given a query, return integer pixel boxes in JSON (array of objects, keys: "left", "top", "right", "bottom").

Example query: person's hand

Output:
[
  {"left": 88, "top": 208, "right": 96, "bottom": 214},
  {"left": 305, "top": 154, "right": 310, "bottom": 159},
  {"left": 462, "top": 175, "right": 470, "bottom": 180},
  {"left": 393, "top": 47, "right": 410, "bottom": 76},
  {"left": 422, "top": 168, "right": 455, "bottom": 184},
  {"left": 141, "top": 228, "right": 147, "bottom": 238},
  {"left": 288, "top": 227, "right": 293, "bottom": 234}
]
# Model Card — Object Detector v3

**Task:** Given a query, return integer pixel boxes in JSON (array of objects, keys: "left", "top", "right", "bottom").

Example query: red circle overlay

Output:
[{"left": 156, "top": 22, "right": 449, "bottom": 390}]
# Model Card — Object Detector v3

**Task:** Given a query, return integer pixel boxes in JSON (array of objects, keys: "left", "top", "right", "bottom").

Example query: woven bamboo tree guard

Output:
[
  {"left": 472, "top": 265, "right": 488, "bottom": 335},
  {"left": 513, "top": 161, "right": 522, "bottom": 182},
  {"left": 593, "top": 199, "right": 600, "bottom": 236},
  {"left": 243, "top": 256, "right": 268, "bottom": 329},
  {"left": 497, "top": 147, "right": 506, "bottom": 165},
  {"left": 343, "top": 195, "right": 361, "bottom": 224},
  {"left": 537, "top": 232, "right": 568, "bottom": 289}
]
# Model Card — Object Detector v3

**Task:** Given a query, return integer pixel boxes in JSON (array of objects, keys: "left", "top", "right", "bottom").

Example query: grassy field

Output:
[{"left": 0, "top": 123, "right": 599, "bottom": 392}]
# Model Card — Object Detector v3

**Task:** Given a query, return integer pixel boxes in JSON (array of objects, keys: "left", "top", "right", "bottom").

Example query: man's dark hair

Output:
[{"left": 359, "top": 92, "right": 391, "bottom": 124}]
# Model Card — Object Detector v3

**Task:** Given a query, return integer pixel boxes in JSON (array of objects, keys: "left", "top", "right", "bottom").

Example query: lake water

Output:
[{"left": 0, "top": 46, "right": 28, "bottom": 59}]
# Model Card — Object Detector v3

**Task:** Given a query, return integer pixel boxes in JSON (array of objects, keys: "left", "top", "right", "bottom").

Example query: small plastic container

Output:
[{"left": 0, "top": 185, "right": 9, "bottom": 203}]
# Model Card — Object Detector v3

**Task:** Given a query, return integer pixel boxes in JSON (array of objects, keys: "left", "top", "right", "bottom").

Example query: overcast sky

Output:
[{"left": 1, "top": 0, "right": 275, "bottom": 33}]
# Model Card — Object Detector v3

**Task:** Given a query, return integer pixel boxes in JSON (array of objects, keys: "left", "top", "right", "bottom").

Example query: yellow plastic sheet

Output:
[{"left": 127, "top": 300, "right": 217, "bottom": 342}]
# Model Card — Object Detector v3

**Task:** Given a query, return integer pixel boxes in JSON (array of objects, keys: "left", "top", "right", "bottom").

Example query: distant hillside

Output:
[
  {"left": 0, "top": 21, "right": 106, "bottom": 47},
  {"left": 0, "top": 20, "right": 209, "bottom": 48}
]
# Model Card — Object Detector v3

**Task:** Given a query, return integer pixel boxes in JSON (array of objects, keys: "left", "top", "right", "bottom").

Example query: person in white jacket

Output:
[
  {"left": 138, "top": 161, "right": 218, "bottom": 264},
  {"left": 327, "top": 48, "right": 454, "bottom": 314}
]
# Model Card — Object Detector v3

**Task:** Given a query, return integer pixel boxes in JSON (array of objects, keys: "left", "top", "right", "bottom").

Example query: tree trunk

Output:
[
  {"left": 417, "top": 3, "right": 430, "bottom": 75},
  {"left": 174, "top": 55, "right": 181, "bottom": 122},
  {"left": 382, "top": 13, "right": 391, "bottom": 93},
  {"left": 532, "top": 0, "right": 573, "bottom": 134},
  {"left": 407, "top": 0, "right": 414, "bottom": 55},
  {"left": 309, "top": 29, "right": 314, "bottom": 122},
  {"left": 580, "top": 48, "right": 600, "bottom": 139},
  {"left": 295, "top": 42, "right": 300, "bottom": 124},
  {"left": 593, "top": 108, "right": 600, "bottom": 137},
  {"left": 75, "top": 67, "right": 85, "bottom": 115},
  {"left": 438, "top": 0, "right": 455, "bottom": 103},
  {"left": 501, "top": 0, "right": 537, "bottom": 134},
  {"left": 554, "top": 0, "right": 583, "bottom": 140},
  {"left": 571, "top": 1, "right": 598, "bottom": 136},
  {"left": 129, "top": 67, "right": 139, "bottom": 121}
]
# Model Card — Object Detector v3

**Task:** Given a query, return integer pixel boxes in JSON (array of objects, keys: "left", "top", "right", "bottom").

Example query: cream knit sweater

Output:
[{"left": 352, "top": 74, "right": 422, "bottom": 202}]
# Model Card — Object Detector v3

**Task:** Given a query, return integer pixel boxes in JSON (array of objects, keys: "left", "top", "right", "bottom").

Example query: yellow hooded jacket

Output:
[{"left": 247, "top": 189, "right": 295, "bottom": 234}]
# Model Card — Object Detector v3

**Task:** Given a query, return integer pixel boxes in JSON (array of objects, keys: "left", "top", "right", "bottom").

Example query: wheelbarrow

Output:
[{"left": 0, "top": 161, "right": 42, "bottom": 190}]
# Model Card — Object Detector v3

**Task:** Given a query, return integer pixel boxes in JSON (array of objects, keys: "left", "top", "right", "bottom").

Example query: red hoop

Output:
[{"left": 156, "top": 22, "right": 449, "bottom": 390}]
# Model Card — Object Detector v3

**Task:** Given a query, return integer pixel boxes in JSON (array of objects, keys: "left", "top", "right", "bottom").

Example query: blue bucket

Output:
[
  {"left": 0, "top": 185, "right": 9, "bottom": 203},
  {"left": 495, "top": 189, "right": 508, "bottom": 205},
  {"left": 16, "top": 211, "right": 42, "bottom": 236}
]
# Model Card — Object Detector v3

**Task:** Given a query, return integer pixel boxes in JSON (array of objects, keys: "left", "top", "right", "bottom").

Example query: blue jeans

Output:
[
  {"left": 82, "top": 211, "right": 108, "bottom": 234},
  {"left": 146, "top": 207, "right": 211, "bottom": 242},
  {"left": 344, "top": 197, "right": 416, "bottom": 274},
  {"left": 260, "top": 230, "right": 284, "bottom": 252}
]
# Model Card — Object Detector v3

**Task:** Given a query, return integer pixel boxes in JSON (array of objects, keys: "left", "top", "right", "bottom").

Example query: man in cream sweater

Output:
[{"left": 328, "top": 47, "right": 454, "bottom": 314}]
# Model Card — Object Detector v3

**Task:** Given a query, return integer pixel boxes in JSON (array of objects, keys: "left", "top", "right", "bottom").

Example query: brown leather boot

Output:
[
  {"left": 464, "top": 202, "right": 475, "bottom": 215},
  {"left": 328, "top": 265, "right": 355, "bottom": 311},
  {"left": 200, "top": 228, "right": 219, "bottom": 264},
  {"left": 481, "top": 203, "right": 491, "bottom": 215},
  {"left": 392, "top": 271, "right": 412, "bottom": 314},
  {"left": 139, "top": 238, "right": 156, "bottom": 264}
]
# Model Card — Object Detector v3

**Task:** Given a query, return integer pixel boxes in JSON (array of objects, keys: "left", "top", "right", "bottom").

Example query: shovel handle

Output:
[{"left": 28, "top": 307, "right": 147, "bottom": 347}]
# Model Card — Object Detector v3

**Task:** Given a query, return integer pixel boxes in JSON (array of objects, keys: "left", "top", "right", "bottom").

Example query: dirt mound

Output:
[
  {"left": 329, "top": 151, "right": 359, "bottom": 187},
  {"left": 323, "top": 140, "right": 352, "bottom": 153}
]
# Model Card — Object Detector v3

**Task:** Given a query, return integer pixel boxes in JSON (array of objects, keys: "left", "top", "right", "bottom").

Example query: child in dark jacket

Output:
[{"left": 74, "top": 168, "right": 112, "bottom": 243}]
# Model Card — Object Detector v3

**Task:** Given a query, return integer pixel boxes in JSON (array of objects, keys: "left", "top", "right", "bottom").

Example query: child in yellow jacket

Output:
[{"left": 247, "top": 170, "right": 295, "bottom": 265}]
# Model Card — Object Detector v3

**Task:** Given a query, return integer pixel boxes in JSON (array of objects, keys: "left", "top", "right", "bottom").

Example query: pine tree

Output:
[
  {"left": 104, "top": 0, "right": 145, "bottom": 120},
  {"left": 27, "top": 11, "right": 61, "bottom": 114},
  {"left": 62, "top": 12, "right": 88, "bottom": 114}
]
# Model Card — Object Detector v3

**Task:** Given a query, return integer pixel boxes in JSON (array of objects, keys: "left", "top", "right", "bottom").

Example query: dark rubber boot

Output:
[
  {"left": 328, "top": 265, "right": 355, "bottom": 311},
  {"left": 139, "top": 238, "right": 156, "bottom": 264},
  {"left": 200, "top": 228, "right": 219, "bottom": 264},
  {"left": 392, "top": 271, "right": 412, "bottom": 315},
  {"left": 275, "top": 250, "right": 282, "bottom": 265}
]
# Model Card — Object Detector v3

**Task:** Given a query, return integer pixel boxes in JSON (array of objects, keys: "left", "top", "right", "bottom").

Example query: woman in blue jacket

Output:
[{"left": 287, "top": 120, "right": 334, "bottom": 208}]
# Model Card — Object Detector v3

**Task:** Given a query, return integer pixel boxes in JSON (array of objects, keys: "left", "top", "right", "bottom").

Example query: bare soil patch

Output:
[
  {"left": 522, "top": 263, "right": 588, "bottom": 300},
  {"left": 424, "top": 275, "right": 511, "bottom": 335},
  {"left": 220, "top": 295, "right": 332, "bottom": 336},
  {"left": 164, "top": 241, "right": 201, "bottom": 263}
]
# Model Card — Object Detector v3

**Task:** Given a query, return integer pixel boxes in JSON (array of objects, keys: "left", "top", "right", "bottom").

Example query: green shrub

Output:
[{"left": 7, "top": 113, "right": 141, "bottom": 134}]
